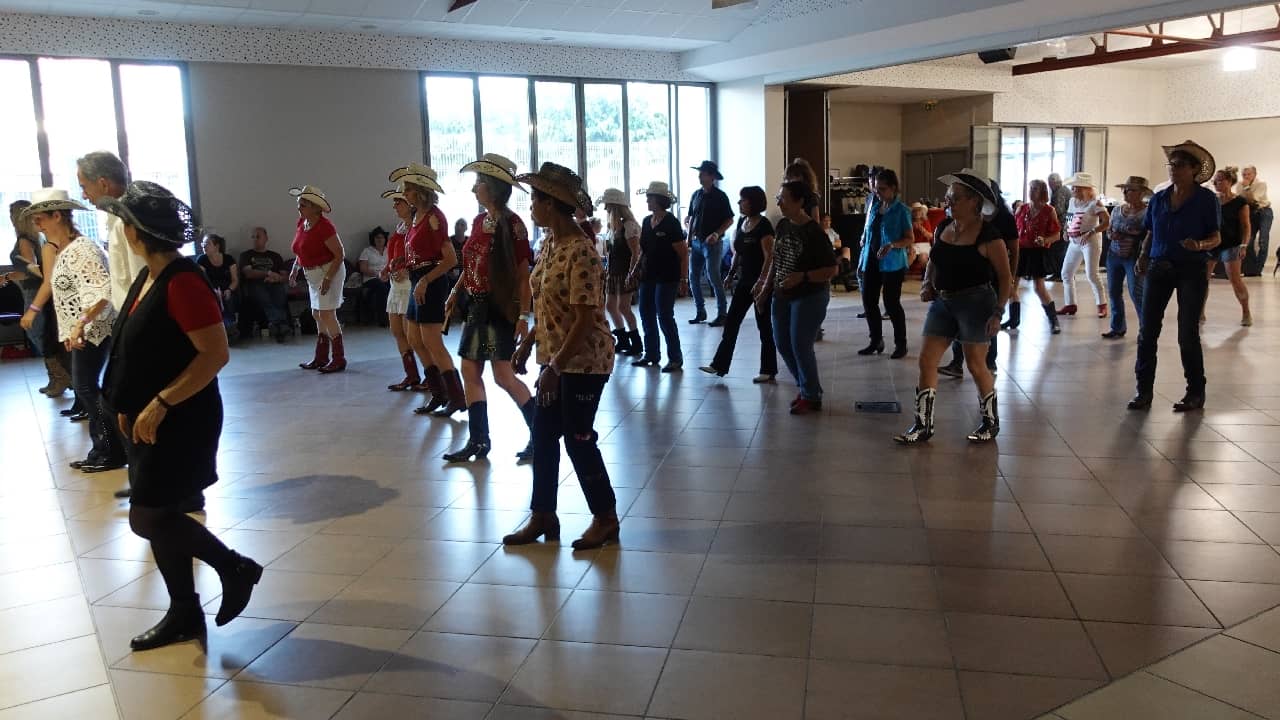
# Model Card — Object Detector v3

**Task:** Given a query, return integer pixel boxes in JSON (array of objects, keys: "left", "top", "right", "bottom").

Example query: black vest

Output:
[{"left": 104, "top": 257, "right": 218, "bottom": 416}]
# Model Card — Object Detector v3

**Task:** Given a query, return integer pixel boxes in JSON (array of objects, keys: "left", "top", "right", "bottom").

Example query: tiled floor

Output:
[{"left": 3, "top": 277, "right": 1280, "bottom": 719}]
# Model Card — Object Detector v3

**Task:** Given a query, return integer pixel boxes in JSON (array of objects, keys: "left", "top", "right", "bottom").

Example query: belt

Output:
[
  {"left": 408, "top": 261, "right": 440, "bottom": 272},
  {"left": 938, "top": 284, "right": 992, "bottom": 299}
]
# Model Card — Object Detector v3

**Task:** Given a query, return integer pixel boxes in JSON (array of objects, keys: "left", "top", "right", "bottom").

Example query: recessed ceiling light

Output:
[
  {"left": 541, "top": 36, "right": 555, "bottom": 41},
  {"left": 138, "top": 9, "right": 159, "bottom": 15},
  {"left": 360, "top": 23, "right": 377, "bottom": 29},
  {"left": 1223, "top": 46, "right": 1257, "bottom": 72}
]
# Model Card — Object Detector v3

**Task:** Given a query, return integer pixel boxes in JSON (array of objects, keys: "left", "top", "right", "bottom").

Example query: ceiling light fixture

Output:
[
  {"left": 1222, "top": 46, "right": 1257, "bottom": 72},
  {"left": 360, "top": 24, "right": 377, "bottom": 30},
  {"left": 138, "top": 9, "right": 159, "bottom": 15}
]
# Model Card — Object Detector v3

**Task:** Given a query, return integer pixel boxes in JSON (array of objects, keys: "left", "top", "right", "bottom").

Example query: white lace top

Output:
[{"left": 51, "top": 236, "right": 117, "bottom": 346}]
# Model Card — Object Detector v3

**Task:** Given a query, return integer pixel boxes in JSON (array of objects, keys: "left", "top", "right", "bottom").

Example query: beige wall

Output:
[
  {"left": 1148, "top": 118, "right": 1280, "bottom": 189},
  {"left": 1104, "top": 125, "right": 1156, "bottom": 194},
  {"left": 901, "top": 95, "right": 993, "bottom": 153},
  {"left": 828, "top": 102, "right": 902, "bottom": 176},
  {"left": 189, "top": 62, "right": 425, "bottom": 258}
]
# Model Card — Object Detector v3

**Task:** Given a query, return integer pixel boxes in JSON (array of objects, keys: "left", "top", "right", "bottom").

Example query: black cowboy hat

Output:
[
  {"left": 95, "top": 181, "right": 197, "bottom": 247},
  {"left": 691, "top": 160, "right": 723, "bottom": 180}
]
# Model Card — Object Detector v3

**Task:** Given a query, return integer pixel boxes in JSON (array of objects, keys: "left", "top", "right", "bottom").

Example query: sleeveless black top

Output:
[
  {"left": 1219, "top": 196, "right": 1247, "bottom": 250},
  {"left": 930, "top": 218, "right": 1001, "bottom": 292}
]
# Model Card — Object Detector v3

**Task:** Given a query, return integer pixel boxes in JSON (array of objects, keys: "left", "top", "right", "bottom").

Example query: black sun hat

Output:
[{"left": 95, "top": 181, "right": 198, "bottom": 247}]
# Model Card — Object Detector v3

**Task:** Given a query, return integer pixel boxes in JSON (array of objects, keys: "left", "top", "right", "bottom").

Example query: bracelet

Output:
[
  {"left": 155, "top": 395, "right": 173, "bottom": 410},
  {"left": 28, "top": 304, "right": 41, "bottom": 313}
]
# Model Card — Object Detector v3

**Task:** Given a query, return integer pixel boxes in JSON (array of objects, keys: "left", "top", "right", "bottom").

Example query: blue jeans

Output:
[
  {"left": 18, "top": 283, "right": 47, "bottom": 357},
  {"left": 772, "top": 288, "right": 829, "bottom": 401},
  {"left": 689, "top": 237, "right": 727, "bottom": 318},
  {"left": 638, "top": 281, "right": 682, "bottom": 364},
  {"left": 1106, "top": 251, "right": 1144, "bottom": 334},
  {"left": 1136, "top": 258, "right": 1207, "bottom": 395}
]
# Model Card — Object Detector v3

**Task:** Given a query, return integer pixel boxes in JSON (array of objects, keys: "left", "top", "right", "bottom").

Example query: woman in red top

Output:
[
  {"left": 442, "top": 154, "right": 535, "bottom": 463},
  {"left": 287, "top": 185, "right": 348, "bottom": 372},
  {"left": 389, "top": 162, "right": 462, "bottom": 417},
  {"left": 1010, "top": 179, "right": 1063, "bottom": 334},
  {"left": 381, "top": 187, "right": 429, "bottom": 391}
]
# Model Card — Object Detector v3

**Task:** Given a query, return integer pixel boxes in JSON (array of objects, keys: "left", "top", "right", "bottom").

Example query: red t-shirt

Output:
[
  {"left": 130, "top": 271, "right": 223, "bottom": 332},
  {"left": 405, "top": 206, "right": 449, "bottom": 267},
  {"left": 1015, "top": 203, "right": 1062, "bottom": 249},
  {"left": 386, "top": 226, "right": 407, "bottom": 272},
  {"left": 461, "top": 213, "right": 532, "bottom": 294},
  {"left": 291, "top": 216, "right": 337, "bottom": 268}
]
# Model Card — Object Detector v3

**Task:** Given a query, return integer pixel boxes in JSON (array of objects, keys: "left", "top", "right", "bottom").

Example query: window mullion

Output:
[
  {"left": 29, "top": 59, "right": 52, "bottom": 187},
  {"left": 110, "top": 61, "right": 129, "bottom": 168}
]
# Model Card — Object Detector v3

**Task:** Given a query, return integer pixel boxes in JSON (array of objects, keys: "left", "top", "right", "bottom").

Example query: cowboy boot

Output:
[
  {"left": 299, "top": 334, "right": 330, "bottom": 369},
  {"left": 432, "top": 369, "right": 466, "bottom": 417},
  {"left": 443, "top": 402, "right": 491, "bottom": 462},
  {"left": 41, "top": 356, "right": 72, "bottom": 396},
  {"left": 623, "top": 330, "right": 643, "bottom": 357},
  {"left": 388, "top": 350, "right": 421, "bottom": 391},
  {"left": 131, "top": 595, "right": 207, "bottom": 651},
  {"left": 572, "top": 514, "right": 621, "bottom": 551},
  {"left": 414, "top": 366, "right": 447, "bottom": 414},
  {"left": 894, "top": 387, "right": 936, "bottom": 444},
  {"left": 1043, "top": 303, "right": 1061, "bottom": 335},
  {"left": 611, "top": 329, "right": 628, "bottom": 355},
  {"left": 1000, "top": 301, "right": 1021, "bottom": 330},
  {"left": 214, "top": 552, "right": 263, "bottom": 626},
  {"left": 317, "top": 334, "right": 346, "bottom": 373},
  {"left": 503, "top": 511, "right": 561, "bottom": 545},
  {"left": 967, "top": 390, "right": 1000, "bottom": 443},
  {"left": 516, "top": 398, "right": 536, "bottom": 462}
]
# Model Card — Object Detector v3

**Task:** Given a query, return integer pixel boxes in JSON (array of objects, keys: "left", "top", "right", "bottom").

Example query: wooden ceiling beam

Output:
[{"left": 1011, "top": 25, "right": 1280, "bottom": 75}]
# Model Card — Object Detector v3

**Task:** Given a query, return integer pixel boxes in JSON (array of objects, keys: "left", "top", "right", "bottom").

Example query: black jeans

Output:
[
  {"left": 861, "top": 265, "right": 906, "bottom": 346},
  {"left": 531, "top": 373, "right": 615, "bottom": 516},
  {"left": 710, "top": 284, "right": 777, "bottom": 376},
  {"left": 72, "top": 338, "right": 124, "bottom": 463},
  {"left": 1135, "top": 258, "right": 1208, "bottom": 395}
]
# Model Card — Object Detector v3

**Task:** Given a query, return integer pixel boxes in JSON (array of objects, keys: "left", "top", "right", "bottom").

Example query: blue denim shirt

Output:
[
  {"left": 859, "top": 197, "right": 911, "bottom": 273},
  {"left": 1144, "top": 185, "right": 1220, "bottom": 262}
]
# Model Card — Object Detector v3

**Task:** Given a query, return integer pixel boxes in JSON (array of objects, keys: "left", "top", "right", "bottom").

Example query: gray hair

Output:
[
  {"left": 1047, "top": 173, "right": 1062, "bottom": 183},
  {"left": 76, "top": 151, "right": 130, "bottom": 186}
]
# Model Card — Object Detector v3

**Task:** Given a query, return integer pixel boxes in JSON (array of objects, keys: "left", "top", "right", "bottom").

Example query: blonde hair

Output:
[
  {"left": 607, "top": 203, "right": 636, "bottom": 233},
  {"left": 1217, "top": 166, "right": 1240, "bottom": 185}
]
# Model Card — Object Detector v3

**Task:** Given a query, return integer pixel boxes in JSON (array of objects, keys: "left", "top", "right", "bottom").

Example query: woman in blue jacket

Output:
[{"left": 858, "top": 169, "right": 913, "bottom": 358}]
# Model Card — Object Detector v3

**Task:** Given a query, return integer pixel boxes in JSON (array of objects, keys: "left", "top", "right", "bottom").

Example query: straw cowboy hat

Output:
[
  {"left": 691, "top": 160, "right": 723, "bottom": 180},
  {"left": 1162, "top": 140, "right": 1216, "bottom": 184},
  {"left": 637, "top": 181, "right": 677, "bottom": 201},
  {"left": 289, "top": 185, "right": 331, "bottom": 213},
  {"left": 460, "top": 153, "right": 524, "bottom": 189},
  {"left": 388, "top": 162, "right": 444, "bottom": 194},
  {"left": 596, "top": 188, "right": 628, "bottom": 208},
  {"left": 96, "top": 181, "right": 197, "bottom": 247},
  {"left": 1115, "top": 176, "right": 1153, "bottom": 196},
  {"left": 381, "top": 187, "right": 406, "bottom": 202},
  {"left": 937, "top": 170, "right": 997, "bottom": 216},
  {"left": 514, "top": 162, "right": 593, "bottom": 213},
  {"left": 19, "top": 188, "right": 87, "bottom": 219},
  {"left": 1064, "top": 172, "right": 1095, "bottom": 189}
]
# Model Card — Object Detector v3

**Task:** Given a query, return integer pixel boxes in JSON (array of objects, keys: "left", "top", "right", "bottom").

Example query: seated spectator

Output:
[
  {"left": 237, "top": 226, "right": 290, "bottom": 342},
  {"left": 822, "top": 212, "right": 855, "bottom": 292},
  {"left": 359, "top": 226, "right": 391, "bottom": 326},
  {"left": 196, "top": 233, "right": 239, "bottom": 337}
]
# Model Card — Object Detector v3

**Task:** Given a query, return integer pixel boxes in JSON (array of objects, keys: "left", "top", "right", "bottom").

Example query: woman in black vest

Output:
[{"left": 98, "top": 182, "right": 262, "bottom": 652}]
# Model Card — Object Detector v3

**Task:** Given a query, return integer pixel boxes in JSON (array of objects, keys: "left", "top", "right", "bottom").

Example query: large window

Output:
[
  {"left": 0, "top": 56, "right": 195, "bottom": 250},
  {"left": 423, "top": 72, "right": 713, "bottom": 230},
  {"left": 978, "top": 125, "right": 1103, "bottom": 203}
]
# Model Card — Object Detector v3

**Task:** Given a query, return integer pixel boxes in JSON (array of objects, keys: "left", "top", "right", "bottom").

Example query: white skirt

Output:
[
  {"left": 387, "top": 277, "right": 411, "bottom": 315},
  {"left": 304, "top": 263, "right": 345, "bottom": 311}
]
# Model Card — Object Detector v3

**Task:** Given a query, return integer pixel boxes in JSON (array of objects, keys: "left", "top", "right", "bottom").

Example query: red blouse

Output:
[
  {"left": 291, "top": 216, "right": 338, "bottom": 268},
  {"left": 405, "top": 206, "right": 449, "bottom": 267},
  {"left": 1015, "top": 203, "right": 1062, "bottom": 249},
  {"left": 461, "top": 212, "right": 531, "bottom": 294},
  {"left": 386, "top": 226, "right": 407, "bottom": 272}
]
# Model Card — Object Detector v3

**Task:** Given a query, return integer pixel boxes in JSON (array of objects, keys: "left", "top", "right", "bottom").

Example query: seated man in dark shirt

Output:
[{"left": 238, "top": 226, "right": 291, "bottom": 341}]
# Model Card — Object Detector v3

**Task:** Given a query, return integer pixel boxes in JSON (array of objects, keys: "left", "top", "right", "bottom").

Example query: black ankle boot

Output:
[
  {"left": 445, "top": 402, "right": 492, "bottom": 462},
  {"left": 215, "top": 553, "right": 263, "bottom": 627},
  {"left": 131, "top": 598, "right": 207, "bottom": 651},
  {"left": 1173, "top": 392, "right": 1205, "bottom": 413},
  {"left": 857, "top": 339, "right": 885, "bottom": 356}
]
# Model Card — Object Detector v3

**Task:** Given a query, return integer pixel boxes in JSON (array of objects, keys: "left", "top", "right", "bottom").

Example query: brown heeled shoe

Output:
[
  {"left": 503, "top": 512, "right": 561, "bottom": 545},
  {"left": 572, "top": 515, "right": 620, "bottom": 551}
]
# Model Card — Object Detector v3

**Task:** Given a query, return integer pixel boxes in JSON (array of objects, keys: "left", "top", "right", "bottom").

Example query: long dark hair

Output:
[{"left": 480, "top": 175, "right": 520, "bottom": 323}]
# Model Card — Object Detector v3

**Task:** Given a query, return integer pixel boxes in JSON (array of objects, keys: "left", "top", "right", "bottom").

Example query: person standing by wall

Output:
[
  {"left": 685, "top": 161, "right": 733, "bottom": 326},
  {"left": 1237, "top": 166, "right": 1271, "bottom": 276}
]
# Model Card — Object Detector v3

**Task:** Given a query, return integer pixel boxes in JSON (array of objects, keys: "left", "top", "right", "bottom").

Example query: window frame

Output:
[
  {"left": 0, "top": 53, "right": 200, "bottom": 219},
  {"left": 975, "top": 124, "right": 1107, "bottom": 203}
]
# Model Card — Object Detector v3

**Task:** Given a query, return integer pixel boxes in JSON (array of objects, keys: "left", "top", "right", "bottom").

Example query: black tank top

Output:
[
  {"left": 931, "top": 218, "right": 1000, "bottom": 292},
  {"left": 1219, "top": 196, "right": 1247, "bottom": 249},
  {"left": 607, "top": 222, "right": 633, "bottom": 276}
]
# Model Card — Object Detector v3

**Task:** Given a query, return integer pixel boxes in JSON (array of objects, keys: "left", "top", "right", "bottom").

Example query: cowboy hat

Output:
[
  {"left": 388, "top": 162, "right": 444, "bottom": 194},
  {"left": 289, "top": 185, "right": 332, "bottom": 213},
  {"left": 19, "top": 188, "right": 87, "bottom": 220},
  {"left": 1064, "top": 172, "right": 1095, "bottom": 189},
  {"left": 691, "top": 160, "right": 723, "bottom": 180},
  {"left": 1162, "top": 140, "right": 1216, "bottom": 184},
  {"left": 95, "top": 181, "right": 197, "bottom": 247},
  {"left": 381, "top": 187, "right": 406, "bottom": 202},
  {"left": 596, "top": 188, "right": 628, "bottom": 208},
  {"left": 460, "top": 153, "right": 525, "bottom": 189},
  {"left": 1115, "top": 176, "right": 1153, "bottom": 196},
  {"left": 937, "top": 171, "right": 997, "bottom": 216},
  {"left": 637, "top": 181, "right": 677, "bottom": 201},
  {"left": 514, "top": 162, "right": 593, "bottom": 213}
]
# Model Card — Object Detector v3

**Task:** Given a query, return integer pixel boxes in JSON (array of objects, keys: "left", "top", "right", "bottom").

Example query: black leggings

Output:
[
  {"left": 130, "top": 505, "right": 236, "bottom": 605},
  {"left": 861, "top": 266, "right": 906, "bottom": 346}
]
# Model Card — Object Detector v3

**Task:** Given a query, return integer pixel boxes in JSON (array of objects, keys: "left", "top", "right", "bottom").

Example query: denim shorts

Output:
[
  {"left": 923, "top": 284, "right": 997, "bottom": 345},
  {"left": 1217, "top": 246, "right": 1245, "bottom": 263}
]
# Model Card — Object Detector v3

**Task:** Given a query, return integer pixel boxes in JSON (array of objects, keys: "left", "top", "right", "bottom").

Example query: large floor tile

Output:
[
  {"left": 238, "top": 622, "right": 411, "bottom": 690},
  {"left": 674, "top": 595, "right": 813, "bottom": 657},
  {"left": 693, "top": 555, "right": 816, "bottom": 602},
  {"left": 1148, "top": 634, "right": 1280, "bottom": 717},
  {"left": 814, "top": 561, "right": 939, "bottom": 610},
  {"left": 578, "top": 550, "right": 704, "bottom": 595},
  {"left": 363, "top": 539, "right": 498, "bottom": 582},
  {"left": 178, "top": 680, "right": 351, "bottom": 720},
  {"left": 331, "top": 693, "right": 490, "bottom": 720},
  {"left": 424, "top": 583, "right": 571, "bottom": 638},
  {"left": 1083, "top": 622, "right": 1217, "bottom": 677},
  {"left": 0, "top": 594, "right": 94, "bottom": 655},
  {"left": 1226, "top": 605, "right": 1280, "bottom": 652},
  {"left": 810, "top": 604, "right": 952, "bottom": 667},
  {"left": 0, "top": 685, "right": 117, "bottom": 720},
  {"left": 1159, "top": 540, "right": 1280, "bottom": 583},
  {"left": 1057, "top": 671, "right": 1260, "bottom": 720},
  {"left": 307, "top": 575, "right": 459, "bottom": 629},
  {"left": 364, "top": 631, "right": 534, "bottom": 702},
  {"left": 469, "top": 544, "right": 595, "bottom": 588},
  {"left": 502, "top": 640, "right": 667, "bottom": 716},
  {"left": 109, "top": 670, "right": 223, "bottom": 720},
  {"left": 958, "top": 671, "right": 1104, "bottom": 720},
  {"left": 1058, "top": 574, "right": 1219, "bottom": 627},
  {"left": 649, "top": 650, "right": 807, "bottom": 720},
  {"left": 0, "top": 635, "right": 109, "bottom": 711},
  {"left": 935, "top": 567, "right": 1076, "bottom": 619},
  {"left": 805, "top": 660, "right": 965, "bottom": 720},
  {"left": 1038, "top": 535, "right": 1177, "bottom": 577},
  {"left": 546, "top": 590, "right": 688, "bottom": 647},
  {"left": 946, "top": 613, "right": 1107, "bottom": 681}
]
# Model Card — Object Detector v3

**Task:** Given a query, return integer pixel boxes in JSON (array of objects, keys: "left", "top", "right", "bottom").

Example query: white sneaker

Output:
[{"left": 752, "top": 374, "right": 776, "bottom": 384}]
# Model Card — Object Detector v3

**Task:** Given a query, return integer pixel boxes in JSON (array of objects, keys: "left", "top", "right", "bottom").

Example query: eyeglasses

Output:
[{"left": 1166, "top": 160, "right": 1193, "bottom": 169}]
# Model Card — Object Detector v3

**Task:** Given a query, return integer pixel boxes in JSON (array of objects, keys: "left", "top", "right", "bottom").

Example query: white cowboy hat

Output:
[
  {"left": 388, "top": 162, "right": 444, "bottom": 194},
  {"left": 460, "top": 153, "right": 525, "bottom": 190},
  {"left": 381, "top": 186, "right": 406, "bottom": 202},
  {"left": 289, "top": 185, "right": 332, "bottom": 213},
  {"left": 636, "top": 181, "right": 676, "bottom": 201},
  {"left": 1064, "top": 172, "right": 1095, "bottom": 189},
  {"left": 596, "top": 188, "right": 628, "bottom": 207},
  {"left": 937, "top": 171, "right": 997, "bottom": 216},
  {"left": 19, "top": 188, "right": 87, "bottom": 219},
  {"left": 513, "top": 162, "right": 594, "bottom": 213}
]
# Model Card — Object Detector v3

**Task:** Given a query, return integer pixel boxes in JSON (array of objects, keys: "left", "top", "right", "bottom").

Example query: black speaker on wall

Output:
[{"left": 978, "top": 48, "right": 1017, "bottom": 64}]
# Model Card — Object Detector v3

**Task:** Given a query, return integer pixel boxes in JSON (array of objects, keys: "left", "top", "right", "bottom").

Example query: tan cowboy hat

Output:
[
  {"left": 1064, "top": 172, "right": 1095, "bottom": 189},
  {"left": 1162, "top": 140, "right": 1216, "bottom": 184},
  {"left": 381, "top": 186, "right": 406, "bottom": 202},
  {"left": 289, "top": 185, "right": 331, "bottom": 213},
  {"left": 1115, "top": 176, "right": 1153, "bottom": 196},
  {"left": 637, "top": 180, "right": 676, "bottom": 201},
  {"left": 513, "top": 162, "right": 593, "bottom": 213},
  {"left": 460, "top": 153, "right": 525, "bottom": 190},
  {"left": 19, "top": 188, "right": 88, "bottom": 219},
  {"left": 596, "top": 188, "right": 628, "bottom": 207},
  {"left": 388, "top": 162, "right": 444, "bottom": 194}
]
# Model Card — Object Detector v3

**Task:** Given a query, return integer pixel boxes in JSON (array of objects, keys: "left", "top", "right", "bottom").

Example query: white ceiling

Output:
[{"left": 0, "top": 0, "right": 779, "bottom": 50}]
